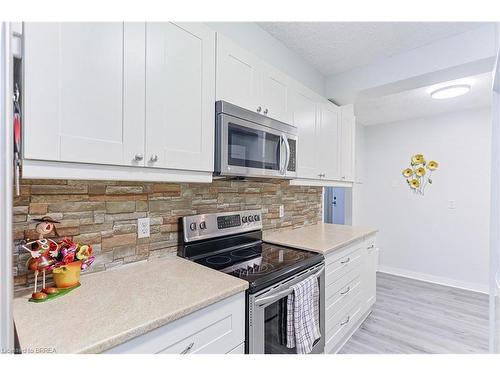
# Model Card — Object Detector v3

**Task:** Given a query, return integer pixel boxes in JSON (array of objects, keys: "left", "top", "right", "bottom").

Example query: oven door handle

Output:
[{"left": 254, "top": 265, "right": 325, "bottom": 307}]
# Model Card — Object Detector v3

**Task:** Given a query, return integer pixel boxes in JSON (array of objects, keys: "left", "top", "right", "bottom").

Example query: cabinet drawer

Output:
[
  {"left": 326, "top": 269, "right": 361, "bottom": 314},
  {"left": 325, "top": 296, "right": 363, "bottom": 353},
  {"left": 227, "top": 343, "right": 245, "bottom": 354},
  {"left": 325, "top": 245, "right": 363, "bottom": 285},
  {"left": 105, "top": 292, "right": 245, "bottom": 354}
]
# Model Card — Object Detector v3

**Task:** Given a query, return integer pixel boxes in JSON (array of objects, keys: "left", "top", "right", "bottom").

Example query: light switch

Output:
[
  {"left": 448, "top": 200, "right": 456, "bottom": 209},
  {"left": 137, "top": 217, "right": 150, "bottom": 238}
]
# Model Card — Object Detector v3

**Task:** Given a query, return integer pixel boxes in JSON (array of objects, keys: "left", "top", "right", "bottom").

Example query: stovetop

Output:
[
  {"left": 179, "top": 210, "right": 324, "bottom": 293},
  {"left": 194, "top": 242, "right": 321, "bottom": 293},
  {"left": 179, "top": 230, "right": 323, "bottom": 293}
]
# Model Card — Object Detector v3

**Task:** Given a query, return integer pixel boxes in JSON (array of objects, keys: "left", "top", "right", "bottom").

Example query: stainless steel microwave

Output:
[{"left": 215, "top": 101, "right": 297, "bottom": 179}]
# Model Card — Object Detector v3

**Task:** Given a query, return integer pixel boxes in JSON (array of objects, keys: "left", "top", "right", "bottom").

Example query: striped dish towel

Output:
[{"left": 286, "top": 275, "right": 321, "bottom": 354}]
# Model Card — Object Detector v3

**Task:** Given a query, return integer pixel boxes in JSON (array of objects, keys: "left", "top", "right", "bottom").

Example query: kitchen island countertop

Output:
[
  {"left": 263, "top": 223, "right": 377, "bottom": 255},
  {"left": 13, "top": 256, "right": 248, "bottom": 354}
]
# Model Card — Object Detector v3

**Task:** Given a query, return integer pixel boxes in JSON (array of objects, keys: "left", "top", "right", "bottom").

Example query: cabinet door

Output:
[
  {"left": 24, "top": 22, "right": 145, "bottom": 166},
  {"left": 145, "top": 23, "right": 215, "bottom": 172},
  {"left": 365, "top": 246, "right": 378, "bottom": 308},
  {"left": 291, "top": 90, "right": 319, "bottom": 179},
  {"left": 216, "top": 34, "right": 261, "bottom": 114},
  {"left": 319, "top": 103, "right": 340, "bottom": 180},
  {"left": 340, "top": 106, "right": 356, "bottom": 181},
  {"left": 260, "top": 63, "right": 292, "bottom": 124}
]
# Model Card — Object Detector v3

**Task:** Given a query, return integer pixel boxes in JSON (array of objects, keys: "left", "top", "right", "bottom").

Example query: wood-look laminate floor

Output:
[{"left": 339, "top": 272, "right": 489, "bottom": 354}]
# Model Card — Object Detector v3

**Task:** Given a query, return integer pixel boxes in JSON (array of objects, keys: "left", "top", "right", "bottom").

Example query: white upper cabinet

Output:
[
  {"left": 291, "top": 89, "right": 319, "bottom": 179},
  {"left": 216, "top": 34, "right": 292, "bottom": 124},
  {"left": 291, "top": 87, "right": 342, "bottom": 183},
  {"left": 145, "top": 23, "right": 215, "bottom": 172},
  {"left": 339, "top": 105, "right": 356, "bottom": 182},
  {"left": 24, "top": 22, "right": 146, "bottom": 167},
  {"left": 216, "top": 34, "right": 261, "bottom": 114},
  {"left": 260, "top": 63, "right": 293, "bottom": 124},
  {"left": 22, "top": 22, "right": 215, "bottom": 182},
  {"left": 319, "top": 102, "right": 341, "bottom": 181}
]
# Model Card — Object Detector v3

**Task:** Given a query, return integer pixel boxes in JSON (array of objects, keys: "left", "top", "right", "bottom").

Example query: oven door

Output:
[
  {"left": 216, "top": 113, "right": 296, "bottom": 178},
  {"left": 247, "top": 263, "right": 325, "bottom": 354}
]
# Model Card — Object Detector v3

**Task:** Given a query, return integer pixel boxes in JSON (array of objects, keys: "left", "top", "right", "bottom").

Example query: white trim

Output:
[
  {"left": 0, "top": 22, "right": 14, "bottom": 353},
  {"left": 489, "top": 23, "right": 500, "bottom": 353},
  {"left": 290, "top": 178, "right": 353, "bottom": 187},
  {"left": 22, "top": 159, "right": 213, "bottom": 183},
  {"left": 378, "top": 265, "right": 488, "bottom": 294}
]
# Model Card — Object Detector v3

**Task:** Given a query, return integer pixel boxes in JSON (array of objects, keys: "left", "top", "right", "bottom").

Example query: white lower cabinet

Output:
[
  {"left": 364, "top": 235, "right": 379, "bottom": 310},
  {"left": 324, "top": 235, "right": 378, "bottom": 354},
  {"left": 105, "top": 292, "right": 245, "bottom": 354}
]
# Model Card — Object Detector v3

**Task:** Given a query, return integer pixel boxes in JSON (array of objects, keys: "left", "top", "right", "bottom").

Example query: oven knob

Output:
[
  {"left": 254, "top": 214, "right": 260, "bottom": 221},
  {"left": 200, "top": 221, "right": 207, "bottom": 230},
  {"left": 242, "top": 216, "right": 248, "bottom": 223},
  {"left": 189, "top": 222, "right": 196, "bottom": 231},
  {"left": 248, "top": 216, "right": 254, "bottom": 222}
]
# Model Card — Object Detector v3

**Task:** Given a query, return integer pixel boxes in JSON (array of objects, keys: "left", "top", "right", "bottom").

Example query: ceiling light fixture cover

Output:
[{"left": 430, "top": 84, "right": 471, "bottom": 99}]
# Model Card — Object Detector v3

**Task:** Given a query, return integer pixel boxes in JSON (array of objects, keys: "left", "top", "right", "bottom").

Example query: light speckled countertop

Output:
[
  {"left": 263, "top": 223, "right": 377, "bottom": 255},
  {"left": 13, "top": 256, "right": 248, "bottom": 354}
]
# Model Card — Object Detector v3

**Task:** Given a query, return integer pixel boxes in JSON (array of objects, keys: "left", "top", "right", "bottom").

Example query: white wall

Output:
[
  {"left": 351, "top": 119, "right": 366, "bottom": 226},
  {"left": 206, "top": 22, "right": 326, "bottom": 96},
  {"left": 358, "top": 107, "right": 491, "bottom": 292}
]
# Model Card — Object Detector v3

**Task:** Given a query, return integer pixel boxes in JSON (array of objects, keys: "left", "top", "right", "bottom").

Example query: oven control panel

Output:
[{"left": 183, "top": 210, "right": 263, "bottom": 243}]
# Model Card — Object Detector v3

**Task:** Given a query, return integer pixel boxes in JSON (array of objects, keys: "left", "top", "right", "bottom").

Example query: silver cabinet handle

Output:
[
  {"left": 340, "top": 286, "right": 351, "bottom": 295},
  {"left": 181, "top": 342, "right": 194, "bottom": 354},
  {"left": 340, "top": 316, "right": 350, "bottom": 326},
  {"left": 134, "top": 154, "right": 144, "bottom": 161},
  {"left": 340, "top": 257, "right": 350, "bottom": 264},
  {"left": 256, "top": 106, "right": 262, "bottom": 113},
  {"left": 150, "top": 154, "right": 158, "bottom": 162},
  {"left": 263, "top": 108, "right": 268, "bottom": 115}
]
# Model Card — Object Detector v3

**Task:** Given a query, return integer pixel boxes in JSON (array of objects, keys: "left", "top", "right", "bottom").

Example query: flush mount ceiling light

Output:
[{"left": 430, "top": 84, "right": 471, "bottom": 99}]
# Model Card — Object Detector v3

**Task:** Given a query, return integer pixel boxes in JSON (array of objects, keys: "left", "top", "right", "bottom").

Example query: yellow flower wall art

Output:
[{"left": 402, "top": 154, "right": 439, "bottom": 195}]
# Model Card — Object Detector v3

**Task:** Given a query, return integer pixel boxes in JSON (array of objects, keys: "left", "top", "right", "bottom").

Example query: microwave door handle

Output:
[
  {"left": 279, "top": 134, "right": 286, "bottom": 175},
  {"left": 283, "top": 136, "right": 291, "bottom": 174}
]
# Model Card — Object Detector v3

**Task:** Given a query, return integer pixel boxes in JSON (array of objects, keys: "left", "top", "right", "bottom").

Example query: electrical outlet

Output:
[
  {"left": 279, "top": 205, "right": 284, "bottom": 218},
  {"left": 137, "top": 217, "right": 150, "bottom": 238}
]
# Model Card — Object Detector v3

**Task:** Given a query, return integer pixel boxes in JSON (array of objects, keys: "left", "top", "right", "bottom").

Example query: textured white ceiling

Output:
[
  {"left": 355, "top": 72, "right": 492, "bottom": 126},
  {"left": 258, "top": 22, "right": 489, "bottom": 76}
]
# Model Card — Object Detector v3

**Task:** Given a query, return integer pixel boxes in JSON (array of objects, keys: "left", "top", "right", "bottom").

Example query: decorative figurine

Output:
[
  {"left": 21, "top": 216, "right": 96, "bottom": 303},
  {"left": 22, "top": 217, "right": 61, "bottom": 301}
]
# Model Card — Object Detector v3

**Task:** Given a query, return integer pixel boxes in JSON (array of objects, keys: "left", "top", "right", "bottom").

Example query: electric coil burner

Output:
[{"left": 178, "top": 210, "right": 325, "bottom": 354}]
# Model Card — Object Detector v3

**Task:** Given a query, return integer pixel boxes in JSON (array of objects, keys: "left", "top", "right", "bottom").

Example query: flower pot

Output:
[{"left": 52, "top": 261, "right": 82, "bottom": 289}]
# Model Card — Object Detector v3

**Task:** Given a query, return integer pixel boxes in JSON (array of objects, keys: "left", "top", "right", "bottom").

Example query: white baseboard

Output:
[{"left": 378, "top": 265, "right": 488, "bottom": 294}]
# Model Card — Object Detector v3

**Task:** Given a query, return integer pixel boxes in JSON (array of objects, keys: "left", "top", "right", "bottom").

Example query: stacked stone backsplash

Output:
[{"left": 13, "top": 178, "right": 322, "bottom": 293}]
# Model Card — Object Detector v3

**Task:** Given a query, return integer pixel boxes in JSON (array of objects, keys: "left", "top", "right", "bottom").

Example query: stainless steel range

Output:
[{"left": 178, "top": 210, "right": 325, "bottom": 354}]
